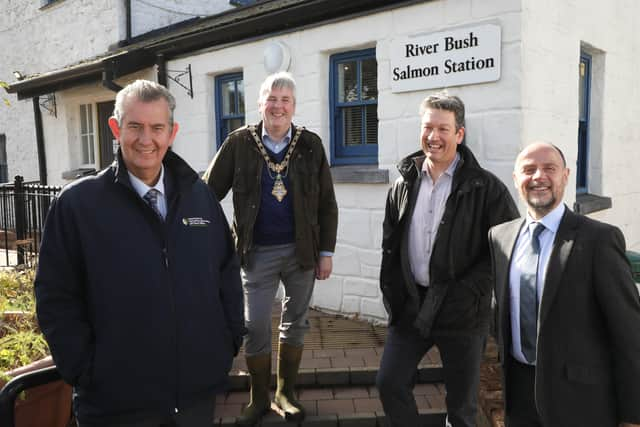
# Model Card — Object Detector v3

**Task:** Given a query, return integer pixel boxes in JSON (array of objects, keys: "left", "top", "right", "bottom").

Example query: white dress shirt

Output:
[
  {"left": 509, "top": 203, "right": 565, "bottom": 364},
  {"left": 128, "top": 165, "right": 167, "bottom": 219},
  {"left": 408, "top": 153, "right": 460, "bottom": 287}
]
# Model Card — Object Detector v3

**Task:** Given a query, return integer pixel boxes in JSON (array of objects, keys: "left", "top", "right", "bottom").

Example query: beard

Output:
[{"left": 526, "top": 192, "right": 556, "bottom": 215}]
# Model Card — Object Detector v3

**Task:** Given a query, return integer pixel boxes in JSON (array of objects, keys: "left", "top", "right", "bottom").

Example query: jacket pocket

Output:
[
  {"left": 565, "top": 363, "right": 610, "bottom": 385},
  {"left": 434, "top": 282, "right": 479, "bottom": 330}
]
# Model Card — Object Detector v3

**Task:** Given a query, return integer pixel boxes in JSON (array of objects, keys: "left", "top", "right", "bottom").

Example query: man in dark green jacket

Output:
[
  {"left": 376, "top": 92, "right": 519, "bottom": 427},
  {"left": 204, "top": 72, "right": 338, "bottom": 426}
]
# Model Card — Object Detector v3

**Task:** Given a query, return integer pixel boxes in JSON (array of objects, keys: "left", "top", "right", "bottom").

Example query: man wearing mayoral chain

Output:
[{"left": 204, "top": 72, "right": 338, "bottom": 426}]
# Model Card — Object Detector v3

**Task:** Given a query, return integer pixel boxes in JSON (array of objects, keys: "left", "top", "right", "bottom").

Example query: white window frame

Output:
[{"left": 79, "top": 104, "right": 97, "bottom": 167}]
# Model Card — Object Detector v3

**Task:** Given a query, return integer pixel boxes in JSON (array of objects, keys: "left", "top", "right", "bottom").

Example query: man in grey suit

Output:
[{"left": 489, "top": 141, "right": 640, "bottom": 427}]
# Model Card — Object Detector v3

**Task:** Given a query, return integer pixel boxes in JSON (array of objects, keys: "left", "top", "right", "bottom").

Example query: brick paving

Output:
[{"left": 215, "top": 305, "right": 447, "bottom": 426}]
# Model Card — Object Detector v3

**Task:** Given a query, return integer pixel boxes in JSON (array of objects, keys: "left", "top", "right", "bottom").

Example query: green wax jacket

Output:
[{"left": 204, "top": 122, "right": 338, "bottom": 270}]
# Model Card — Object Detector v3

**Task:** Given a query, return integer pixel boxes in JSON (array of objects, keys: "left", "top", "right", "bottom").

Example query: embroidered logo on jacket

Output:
[{"left": 182, "top": 217, "right": 210, "bottom": 227}]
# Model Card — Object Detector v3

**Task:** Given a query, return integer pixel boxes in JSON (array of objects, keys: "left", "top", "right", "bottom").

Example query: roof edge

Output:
[{"left": 6, "top": 0, "right": 423, "bottom": 99}]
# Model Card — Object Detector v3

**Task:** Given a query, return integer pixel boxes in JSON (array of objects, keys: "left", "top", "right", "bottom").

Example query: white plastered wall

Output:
[
  {"left": 167, "top": 0, "right": 524, "bottom": 322},
  {"left": 520, "top": 0, "right": 640, "bottom": 250}
]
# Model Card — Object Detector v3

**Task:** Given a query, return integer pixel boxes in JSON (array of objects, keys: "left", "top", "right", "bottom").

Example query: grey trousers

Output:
[
  {"left": 376, "top": 325, "right": 485, "bottom": 427},
  {"left": 242, "top": 243, "right": 315, "bottom": 356}
]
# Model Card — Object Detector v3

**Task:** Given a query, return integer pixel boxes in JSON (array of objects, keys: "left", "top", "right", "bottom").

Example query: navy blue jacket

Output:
[{"left": 35, "top": 150, "right": 245, "bottom": 424}]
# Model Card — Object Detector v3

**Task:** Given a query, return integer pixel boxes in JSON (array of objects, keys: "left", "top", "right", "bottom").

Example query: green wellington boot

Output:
[
  {"left": 237, "top": 353, "right": 271, "bottom": 426},
  {"left": 273, "top": 342, "right": 305, "bottom": 422}
]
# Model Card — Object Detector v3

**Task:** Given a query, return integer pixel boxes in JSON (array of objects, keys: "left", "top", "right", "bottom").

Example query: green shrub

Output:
[
  {"left": 0, "top": 327, "right": 49, "bottom": 372},
  {"left": 0, "top": 269, "right": 36, "bottom": 313},
  {"left": 0, "top": 268, "right": 49, "bottom": 373}
]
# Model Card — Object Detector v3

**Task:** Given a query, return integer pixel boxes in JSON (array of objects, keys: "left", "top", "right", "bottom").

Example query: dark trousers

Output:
[
  {"left": 77, "top": 395, "right": 216, "bottom": 427},
  {"left": 376, "top": 325, "right": 485, "bottom": 427},
  {"left": 505, "top": 357, "right": 542, "bottom": 427}
]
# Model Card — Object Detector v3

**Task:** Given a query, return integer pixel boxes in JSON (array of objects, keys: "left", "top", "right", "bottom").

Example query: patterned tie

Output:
[
  {"left": 520, "top": 222, "right": 545, "bottom": 363},
  {"left": 143, "top": 189, "right": 164, "bottom": 221}
]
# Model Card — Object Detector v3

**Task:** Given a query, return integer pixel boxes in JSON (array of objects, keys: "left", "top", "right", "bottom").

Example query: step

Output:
[
  {"left": 228, "top": 347, "right": 444, "bottom": 391},
  {"left": 216, "top": 307, "right": 448, "bottom": 425},
  {"left": 220, "top": 348, "right": 446, "bottom": 426},
  {"left": 215, "top": 383, "right": 447, "bottom": 426},
  {"left": 228, "top": 365, "right": 443, "bottom": 392}
]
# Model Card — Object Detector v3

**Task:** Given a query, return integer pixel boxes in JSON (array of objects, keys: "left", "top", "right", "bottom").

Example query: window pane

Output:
[
  {"left": 342, "top": 106, "right": 362, "bottom": 146},
  {"left": 221, "top": 81, "right": 237, "bottom": 115},
  {"left": 365, "top": 104, "right": 378, "bottom": 145},
  {"left": 225, "top": 118, "right": 245, "bottom": 136},
  {"left": 87, "top": 105, "right": 93, "bottom": 133},
  {"left": 80, "top": 105, "right": 88, "bottom": 133},
  {"left": 338, "top": 61, "right": 358, "bottom": 103},
  {"left": 88, "top": 134, "right": 95, "bottom": 164},
  {"left": 237, "top": 80, "right": 245, "bottom": 114},
  {"left": 579, "top": 59, "right": 588, "bottom": 121},
  {"left": 81, "top": 135, "right": 89, "bottom": 164},
  {"left": 361, "top": 58, "right": 378, "bottom": 101}
]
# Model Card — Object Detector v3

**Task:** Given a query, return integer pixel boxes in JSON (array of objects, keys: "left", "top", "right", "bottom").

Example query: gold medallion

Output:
[
  {"left": 271, "top": 173, "right": 288, "bottom": 202},
  {"left": 248, "top": 124, "right": 303, "bottom": 203}
]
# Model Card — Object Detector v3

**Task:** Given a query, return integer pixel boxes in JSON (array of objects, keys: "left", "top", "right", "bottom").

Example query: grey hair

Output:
[
  {"left": 419, "top": 91, "right": 465, "bottom": 130},
  {"left": 112, "top": 80, "right": 176, "bottom": 127},
  {"left": 258, "top": 72, "right": 297, "bottom": 105}
]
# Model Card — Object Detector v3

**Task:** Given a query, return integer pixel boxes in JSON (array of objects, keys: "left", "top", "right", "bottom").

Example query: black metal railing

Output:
[{"left": 0, "top": 176, "right": 61, "bottom": 266}]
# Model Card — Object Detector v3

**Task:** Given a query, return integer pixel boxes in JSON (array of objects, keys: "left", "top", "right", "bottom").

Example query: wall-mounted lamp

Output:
[
  {"left": 263, "top": 41, "right": 291, "bottom": 74},
  {"left": 13, "top": 71, "right": 25, "bottom": 81}
]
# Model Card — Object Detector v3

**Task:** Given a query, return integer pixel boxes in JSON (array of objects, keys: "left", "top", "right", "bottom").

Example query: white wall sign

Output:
[{"left": 390, "top": 24, "right": 501, "bottom": 93}]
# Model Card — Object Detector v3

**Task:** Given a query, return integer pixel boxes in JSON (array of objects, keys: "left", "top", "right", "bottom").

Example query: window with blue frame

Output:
[
  {"left": 215, "top": 73, "right": 245, "bottom": 147},
  {"left": 229, "top": 0, "right": 256, "bottom": 6},
  {"left": 330, "top": 49, "right": 378, "bottom": 165},
  {"left": 577, "top": 52, "right": 591, "bottom": 193}
]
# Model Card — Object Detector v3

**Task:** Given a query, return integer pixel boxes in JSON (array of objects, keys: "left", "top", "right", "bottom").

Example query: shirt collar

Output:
[
  {"left": 262, "top": 125, "right": 292, "bottom": 144},
  {"left": 421, "top": 152, "right": 460, "bottom": 177},
  {"left": 128, "top": 165, "right": 165, "bottom": 199},
  {"left": 525, "top": 202, "right": 565, "bottom": 234}
]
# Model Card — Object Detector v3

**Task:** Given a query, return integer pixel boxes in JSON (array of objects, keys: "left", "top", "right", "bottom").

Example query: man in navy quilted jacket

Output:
[{"left": 35, "top": 79, "right": 245, "bottom": 426}]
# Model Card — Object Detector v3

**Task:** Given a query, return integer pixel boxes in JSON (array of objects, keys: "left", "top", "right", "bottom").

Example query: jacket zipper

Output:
[{"left": 165, "top": 196, "right": 180, "bottom": 416}]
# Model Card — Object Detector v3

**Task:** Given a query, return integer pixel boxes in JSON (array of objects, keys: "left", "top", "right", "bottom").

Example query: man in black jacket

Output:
[
  {"left": 35, "top": 80, "right": 245, "bottom": 426},
  {"left": 376, "top": 93, "right": 519, "bottom": 427}
]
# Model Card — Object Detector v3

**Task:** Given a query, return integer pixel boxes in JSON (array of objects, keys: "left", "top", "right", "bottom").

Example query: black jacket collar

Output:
[
  {"left": 112, "top": 148, "right": 199, "bottom": 195},
  {"left": 397, "top": 143, "right": 481, "bottom": 182}
]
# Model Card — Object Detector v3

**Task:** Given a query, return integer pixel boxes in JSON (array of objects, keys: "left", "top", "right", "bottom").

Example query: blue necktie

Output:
[
  {"left": 520, "top": 222, "right": 545, "bottom": 363},
  {"left": 143, "top": 189, "right": 163, "bottom": 221}
]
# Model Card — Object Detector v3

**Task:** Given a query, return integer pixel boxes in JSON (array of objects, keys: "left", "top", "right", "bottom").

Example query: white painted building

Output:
[
  {"left": 0, "top": 0, "right": 233, "bottom": 182},
  {"left": 3, "top": 0, "right": 639, "bottom": 322}
]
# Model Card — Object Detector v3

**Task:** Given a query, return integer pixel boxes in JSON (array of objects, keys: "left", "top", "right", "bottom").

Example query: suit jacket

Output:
[{"left": 489, "top": 207, "right": 640, "bottom": 426}]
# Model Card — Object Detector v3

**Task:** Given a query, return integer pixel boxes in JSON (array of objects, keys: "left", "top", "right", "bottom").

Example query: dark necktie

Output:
[
  {"left": 520, "top": 222, "right": 545, "bottom": 363},
  {"left": 143, "top": 189, "right": 163, "bottom": 221}
]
